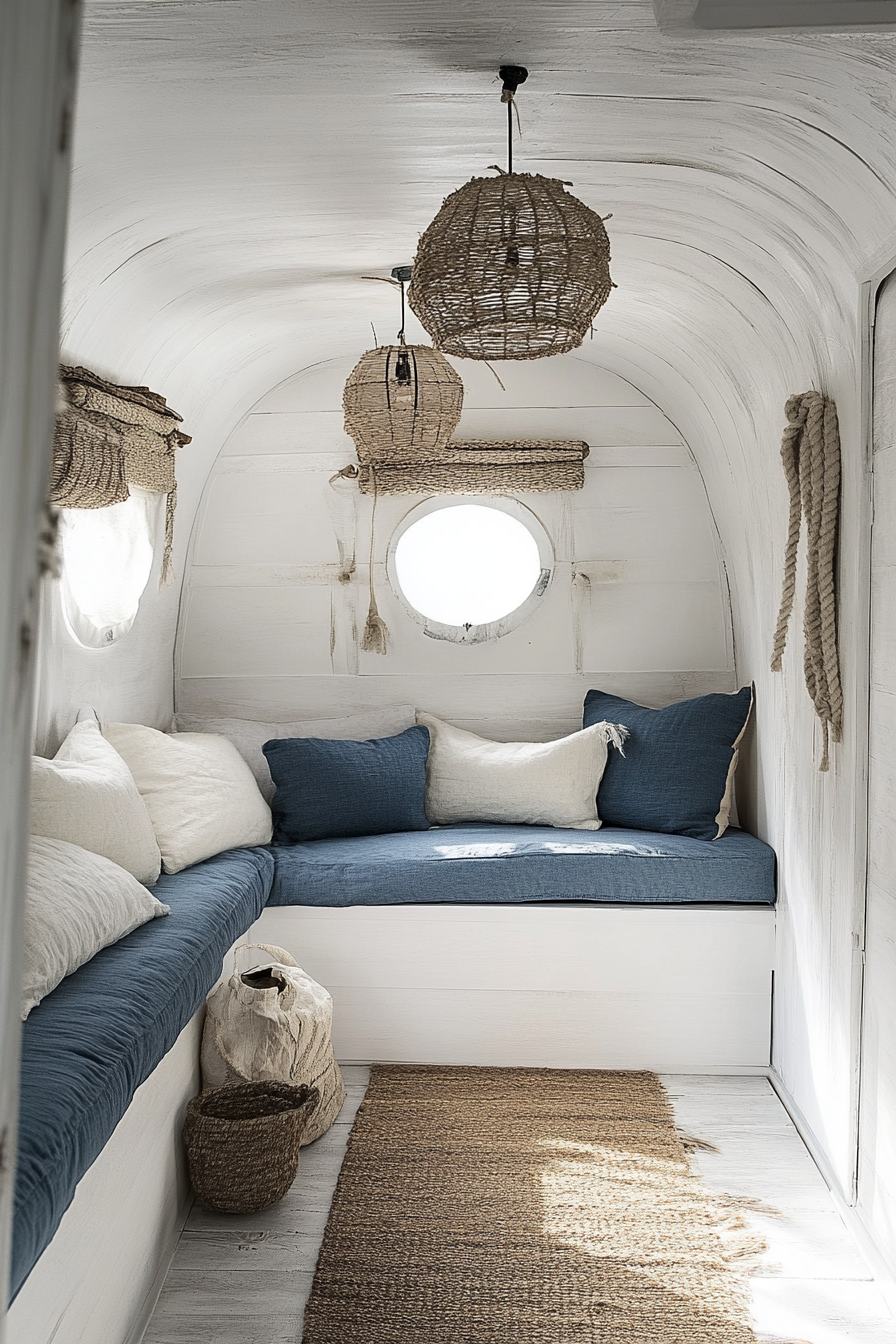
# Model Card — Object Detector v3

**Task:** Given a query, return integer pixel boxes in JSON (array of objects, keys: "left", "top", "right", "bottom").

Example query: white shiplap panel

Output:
[
  {"left": 193, "top": 472, "right": 340, "bottom": 567},
  {"left": 249, "top": 905, "right": 773, "bottom": 1069},
  {"left": 583, "top": 581, "right": 730, "bottom": 672},
  {"left": 223, "top": 411, "right": 354, "bottom": 457},
  {"left": 179, "top": 586, "right": 333, "bottom": 678},
  {"left": 254, "top": 905, "right": 775, "bottom": 994},
  {"left": 318, "top": 986, "right": 770, "bottom": 1070},
  {"left": 448, "top": 357, "right": 657, "bottom": 410},
  {"left": 176, "top": 670, "right": 738, "bottom": 738},
  {"left": 257, "top": 356, "right": 656, "bottom": 416},
  {"left": 453, "top": 404, "right": 684, "bottom": 447},
  {"left": 574, "top": 506, "right": 719, "bottom": 567}
]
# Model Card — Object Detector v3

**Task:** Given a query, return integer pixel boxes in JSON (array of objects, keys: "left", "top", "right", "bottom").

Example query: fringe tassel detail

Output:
[
  {"left": 160, "top": 486, "right": 176, "bottom": 585},
  {"left": 361, "top": 605, "right": 389, "bottom": 656},
  {"left": 361, "top": 467, "right": 388, "bottom": 655},
  {"left": 605, "top": 721, "right": 629, "bottom": 756}
]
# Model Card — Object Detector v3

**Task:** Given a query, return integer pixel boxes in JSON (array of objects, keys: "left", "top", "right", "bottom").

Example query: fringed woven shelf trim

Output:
[{"left": 52, "top": 365, "right": 191, "bottom": 582}]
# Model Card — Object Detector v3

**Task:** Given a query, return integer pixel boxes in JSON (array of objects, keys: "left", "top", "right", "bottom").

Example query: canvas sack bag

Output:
[{"left": 202, "top": 942, "right": 345, "bottom": 1145}]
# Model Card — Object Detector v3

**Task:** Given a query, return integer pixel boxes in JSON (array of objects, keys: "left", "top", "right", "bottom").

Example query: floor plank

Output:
[{"left": 143, "top": 1069, "right": 895, "bottom": 1344}]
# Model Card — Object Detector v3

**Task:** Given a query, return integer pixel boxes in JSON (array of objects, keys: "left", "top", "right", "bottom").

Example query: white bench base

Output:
[
  {"left": 251, "top": 903, "right": 776, "bottom": 1072},
  {"left": 5, "top": 1011, "right": 202, "bottom": 1344}
]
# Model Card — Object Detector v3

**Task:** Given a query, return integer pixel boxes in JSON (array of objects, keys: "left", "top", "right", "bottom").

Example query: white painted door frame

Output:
[
  {"left": 0, "top": 1, "right": 81, "bottom": 1330},
  {"left": 847, "top": 245, "right": 896, "bottom": 1312}
]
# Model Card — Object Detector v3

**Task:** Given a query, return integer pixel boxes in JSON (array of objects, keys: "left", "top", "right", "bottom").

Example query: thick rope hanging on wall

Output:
[{"left": 770, "top": 391, "right": 843, "bottom": 771}]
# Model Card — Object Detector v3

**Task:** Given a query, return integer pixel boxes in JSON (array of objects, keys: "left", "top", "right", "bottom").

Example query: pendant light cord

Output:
[
  {"left": 499, "top": 65, "right": 527, "bottom": 175},
  {"left": 508, "top": 97, "right": 513, "bottom": 173}
]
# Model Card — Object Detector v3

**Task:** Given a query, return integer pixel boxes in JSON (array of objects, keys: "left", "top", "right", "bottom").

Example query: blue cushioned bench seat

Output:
[
  {"left": 267, "top": 823, "right": 776, "bottom": 908},
  {"left": 11, "top": 847, "right": 273, "bottom": 1304}
]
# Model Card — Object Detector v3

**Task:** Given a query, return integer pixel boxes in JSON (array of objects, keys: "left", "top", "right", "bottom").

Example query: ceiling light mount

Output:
[{"left": 499, "top": 65, "right": 528, "bottom": 98}]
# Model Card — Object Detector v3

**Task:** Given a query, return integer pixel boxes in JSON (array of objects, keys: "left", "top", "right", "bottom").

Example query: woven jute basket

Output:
[
  {"left": 183, "top": 1080, "right": 320, "bottom": 1214},
  {"left": 343, "top": 344, "right": 463, "bottom": 464},
  {"left": 408, "top": 172, "right": 613, "bottom": 360}
]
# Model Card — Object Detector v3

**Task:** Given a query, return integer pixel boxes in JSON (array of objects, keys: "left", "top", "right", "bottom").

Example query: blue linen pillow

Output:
[
  {"left": 582, "top": 687, "right": 753, "bottom": 841},
  {"left": 263, "top": 726, "right": 431, "bottom": 843}
]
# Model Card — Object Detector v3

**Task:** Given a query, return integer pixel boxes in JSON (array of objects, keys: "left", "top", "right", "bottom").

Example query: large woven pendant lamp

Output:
[{"left": 408, "top": 67, "right": 614, "bottom": 360}]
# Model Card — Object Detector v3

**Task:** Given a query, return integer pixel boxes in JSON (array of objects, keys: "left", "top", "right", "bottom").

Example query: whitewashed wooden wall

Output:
[
  {"left": 858, "top": 271, "right": 896, "bottom": 1272},
  {"left": 176, "top": 357, "right": 734, "bottom": 736}
]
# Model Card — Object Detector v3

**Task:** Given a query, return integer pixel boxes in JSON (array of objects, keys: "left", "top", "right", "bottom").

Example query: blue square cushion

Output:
[
  {"left": 263, "top": 726, "right": 431, "bottom": 843},
  {"left": 583, "top": 686, "right": 753, "bottom": 841}
]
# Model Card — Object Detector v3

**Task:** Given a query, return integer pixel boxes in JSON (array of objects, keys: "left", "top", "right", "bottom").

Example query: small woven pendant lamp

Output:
[
  {"left": 408, "top": 67, "right": 614, "bottom": 361},
  {"left": 342, "top": 268, "right": 464, "bottom": 656},
  {"left": 343, "top": 268, "right": 464, "bottom": 465}
]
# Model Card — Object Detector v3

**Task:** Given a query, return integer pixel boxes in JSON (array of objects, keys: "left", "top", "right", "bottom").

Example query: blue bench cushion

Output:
[
  {"left": 267, "top": 823, "right": 776, "bottom": 908},
  {"left": 11, "top": 846, "right": 274, "bottom": 1304}
]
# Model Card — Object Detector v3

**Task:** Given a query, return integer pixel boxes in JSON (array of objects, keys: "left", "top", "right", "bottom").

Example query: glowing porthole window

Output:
[
  {"left": 60, "top": 488, "right": 161, "bottom": 648},
  {"left": 389, "top": 501, "right": 551, "bottom": 642}
]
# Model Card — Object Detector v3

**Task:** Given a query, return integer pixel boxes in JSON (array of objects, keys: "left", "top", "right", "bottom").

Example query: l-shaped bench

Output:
[{"left": 8, "top": 821, "right": 776, "bottom": 1344}]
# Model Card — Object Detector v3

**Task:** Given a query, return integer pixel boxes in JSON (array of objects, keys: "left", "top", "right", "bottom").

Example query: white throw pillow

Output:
[
  {"left": 174, "top": 705, "right": 417, "bottom": 803},
  {"left": 103, "top": 723, "right": 273, "bottom": 874},
  {"left": 30, "top": 720, "right": 162, "bottom": 885},
  {"left": 22, "top": 836, "right": 169, "bottom": 1019},
  {"left": 417, "top": 712, "right": 627, "bottom": 830}
]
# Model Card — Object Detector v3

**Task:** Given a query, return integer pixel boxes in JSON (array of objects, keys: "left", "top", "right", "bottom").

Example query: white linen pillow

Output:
[
  {"left": 174, "top": 705, "right": 417, "bottom": 803},
  {"left": 102, "top": 723, "right": 273, "bottom": 874},
  {"left": 417, "top": 712, "right": 627, "bottom": 830},
  {"left": 22, "top": 836, "right": 169, "bottom": 1019},
  {"left": 30, "top": 720, "right": 162, "bottom": 885}
]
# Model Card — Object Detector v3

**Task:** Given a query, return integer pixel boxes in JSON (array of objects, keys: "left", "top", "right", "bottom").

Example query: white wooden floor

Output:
[{"left": 142, "top": 1071, "right": 895, "bottom": 1344}]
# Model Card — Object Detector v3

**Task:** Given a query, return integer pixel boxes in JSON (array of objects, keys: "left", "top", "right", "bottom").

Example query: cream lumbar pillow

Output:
[
  {"left": 416, "top": 712, "right": 628, "bottom": 830},
  {"left": 30, "top": 720, "right": 162, "bottom": 885},
  {"left": 102, "top": 723, "right": 273, "bottom": 875},
  {"left": 174, "top": 705, "right": 417, "bottom": 804},
  {"left": 22, "top": 836, "right": 169, "bottom": 1019}
]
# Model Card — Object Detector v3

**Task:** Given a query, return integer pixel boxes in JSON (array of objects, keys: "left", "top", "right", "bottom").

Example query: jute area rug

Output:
[{"left": 301, "top": 1065, "right": 770, "bottom": 1344}]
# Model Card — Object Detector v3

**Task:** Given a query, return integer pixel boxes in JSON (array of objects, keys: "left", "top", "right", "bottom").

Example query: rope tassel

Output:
[
  {"left": 770, "top": 391, "right": 843, "bottom": 771},
  {"left": 360, "top": 466, "right": 388, "bottom": 656}
]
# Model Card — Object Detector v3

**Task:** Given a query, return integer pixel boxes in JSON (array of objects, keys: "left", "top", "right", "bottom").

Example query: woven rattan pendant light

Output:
[
  {"left": 408, "top": 67, "right": 614, "bottom": 361},
  {"left": 342, "top": 268, "right": 464, "bottom": 657},
  {"left": 343, "top": 267, "right": 463, "bottom": 464}
]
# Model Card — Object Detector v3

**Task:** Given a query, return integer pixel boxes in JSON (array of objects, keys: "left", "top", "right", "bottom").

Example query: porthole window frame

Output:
[{"left": 385, "top": 495, "right": 554, "bottom": 644}]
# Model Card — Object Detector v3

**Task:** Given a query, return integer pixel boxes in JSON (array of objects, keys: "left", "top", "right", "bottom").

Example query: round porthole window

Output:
[
  {"left": 60, "top": 488, "right": 162, "bottom": 648},
  {"left": 388, "top": 499, "right": 552, "bottom": 642}
]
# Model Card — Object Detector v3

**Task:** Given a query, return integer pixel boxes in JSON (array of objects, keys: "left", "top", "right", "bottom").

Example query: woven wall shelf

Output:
[
  {"left": 343, "top": 344, "right": 464, "bottom": 463},
  {"left": 52, "top": 364, "right": 190, "bottom": 582},
  {"left": 407, "top": 173, "right": 613, "bottom": 361},
  {"left": 355, "top": 439, "right": 589, "bottom": 495}
]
